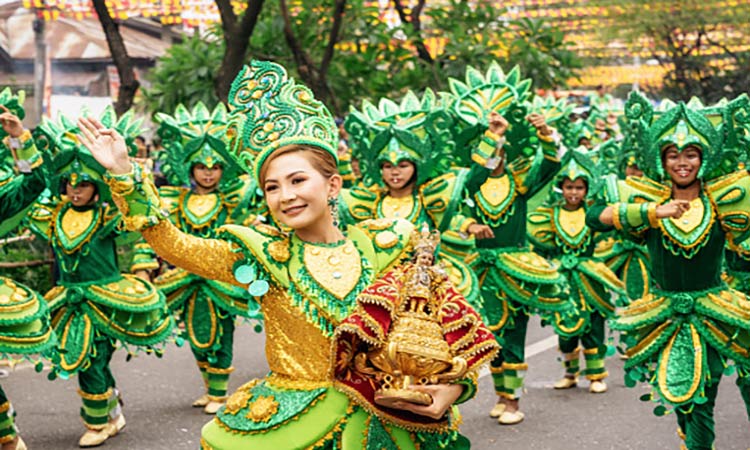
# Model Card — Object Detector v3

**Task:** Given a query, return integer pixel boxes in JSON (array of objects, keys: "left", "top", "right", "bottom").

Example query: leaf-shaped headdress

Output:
[
  {"left": 35, "top": 106, "right": 144, "bottom": 202},
  {"left": 552, "top": 147, "right": 600, "bottom": 201},
  {"left": 624, "top": 91, "right": 750, "bottom": 181},
  {"left": 155, "top": 102, "right": 240, "bottom": 188},
  {"left": 344, "top": 88, "right": 456, "bottom": 187},
  {"left": 447, "top": 63, "right": 534, "bottom": 165},
  {"left": 226, "top": 60, "right": 338, "bottom": 183}
]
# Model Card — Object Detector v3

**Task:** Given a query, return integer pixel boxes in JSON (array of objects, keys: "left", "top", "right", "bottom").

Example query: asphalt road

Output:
[{"left": 3, "top": 317, "right": 749, "bottom": 450}]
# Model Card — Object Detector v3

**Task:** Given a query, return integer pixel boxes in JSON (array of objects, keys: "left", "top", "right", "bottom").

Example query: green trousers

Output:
[
  {"left": 187, "top": 309, "right": 235, "bottom": 399},
  {"left": 78, "top": 337, "right": 120, "bottom": 429},
  {"left": 489, "top": 304, "right": 529, "bottom": 400},
  {"left": 0, "top": 385, "right": 16, "bottom": 445},
  {"left": 676, "top": 344, "right": 724, "bottom": 450},
  {"left": 558, "top": 312, "right": 607, "bottom": 380}
]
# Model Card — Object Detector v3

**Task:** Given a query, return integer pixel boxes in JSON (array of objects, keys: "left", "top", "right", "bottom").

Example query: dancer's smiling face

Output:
[
  {"left": 663, "top": 144, "right": 701, "bottom": 187},
  {"left": 262, "top": 147, "right": 341, "bottom": 232}
]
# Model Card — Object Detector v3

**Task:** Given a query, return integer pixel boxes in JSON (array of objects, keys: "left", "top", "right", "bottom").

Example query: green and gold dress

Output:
[
  {"left": 29, "top": 108, "right": 173, "bottom": 432},
  {"left": 0, "top": 126, "right": 56, "bottom": 445}
]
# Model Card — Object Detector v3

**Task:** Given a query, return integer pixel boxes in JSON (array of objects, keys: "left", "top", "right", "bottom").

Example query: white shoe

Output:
[
  {"left": 192, "top": 393, "right": 210, "bottom": 407},
  {"left": 589, "top": 380, "right": 608, "bottom": 393},
  {"left": 78, "top": 414, "right": 126, "bottom": 448},
  {"left": 489, "top": 403, "right": 506, "bottom": 418}
]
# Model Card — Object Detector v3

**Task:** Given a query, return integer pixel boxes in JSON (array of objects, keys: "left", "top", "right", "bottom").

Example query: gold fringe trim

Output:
[
  {"left": 206, "top": 366, "right": 235, "bottom": 375},
  {"left": 501, "top": 362, "right": 528, "bottom": 371},
  {"left": 78, "top": 388, "right": 113, "bottom": 401},
  {"left": 586, "top": 372, "right": 609, "bottom": 381},
  {"left": 0, "top": 401, "right": 10, "bottom": 414}
]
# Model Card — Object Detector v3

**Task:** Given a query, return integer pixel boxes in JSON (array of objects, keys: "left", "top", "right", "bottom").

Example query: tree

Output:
[
  {"left": 600, "top": 0, "right": 750, "bottom": 102},
  {"left": 91, "top": 0, "right": 139, "bottom": 115},
  {"left": 213, "top": 0, "right": 265, "bottom": 102},
  {"left": 142, "top": 31, "right": 224, "bottom": 115}
]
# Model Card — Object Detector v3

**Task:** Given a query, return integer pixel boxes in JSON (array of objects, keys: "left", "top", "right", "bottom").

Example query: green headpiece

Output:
[
  {"left": 0, "top": 88, "right": 25, "bottom": 142},
  {"left": 624, "top": 91, "right": 750, "bottom": 181},
  {"left": 155, "top": 102, "right": 241, "bottom": 189},
  {"left": 35, "top": 106, "right": 145, "bottom": 203},
  {"left": 447, "top": 63, "right": 535, "bottom": 165},
  {"left": 345, "top": 89, "right": 456, "bottom": 187},
  {"left": 226, "top": 60, "right": 338, "bottom": 183},
  {"left": 553, "top": 147, "right": 600, "bottom": 201}
]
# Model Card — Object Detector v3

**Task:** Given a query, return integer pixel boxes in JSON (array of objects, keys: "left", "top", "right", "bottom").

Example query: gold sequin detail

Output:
[
  {"left": 380, "top": 195, "right": 415, "bottom": 219},
  {"left": 224, "top": 390, "right": 252, "bottom": 415},
  {"left": 185, "top": 192, "right": 220, "bottom": 219},
  {"left": 480, "top": 175, "right": 511, "bottom": 207},
  {"left": 303, "top": 241, "right": 361, "bottom": 299},
  {"left": 61, "top": 208, "right": 95, "bottom": 241},
  {"left": 374, "top": 231, "right": 398, "bottom": 249},
  {"left": 669, "top": 197, "right": 704, "bottom": 233},
  {"left": 245, "top": 395, "right": 279, "bottom": 423},
  {"left": 558, "top": 208, "right": 586, "bottom": 237},
  {"left": 268, "top": 239, "right": 291, "bottom": 263}
]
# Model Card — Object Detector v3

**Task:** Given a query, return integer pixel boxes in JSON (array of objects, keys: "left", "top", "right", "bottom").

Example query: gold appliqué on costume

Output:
[
  {"left": 479, "top": 175, "right": 511, "bottom": 207},
  {"left": 268, "top": 239, "right": 291, "bottom": 263},
  {"left": 304, "top": 241, "right": 361, "bottom": 299},
  {"left": 669, "top": 197, "right": 704, "bottom": 233},
  {"left": 224, "top": 390, "right": 252, "bottom": 415},
  {"left": 61, "top": 208, "right": 95, "bottom": 241},
  {"left": 557, "top": 208, "right": 586, "bottom": 237},
  {"left": 374, "top": 231, "right": 398, "bottom": 249},
  {"left": 380, "top": 195, "right": 415, "bottom": 219},
  {"left": 245, "top": 395, "right": 279, "bottom": 423},
  {"left": 186, "top": 193, "right": 219, "bottom": 218}
]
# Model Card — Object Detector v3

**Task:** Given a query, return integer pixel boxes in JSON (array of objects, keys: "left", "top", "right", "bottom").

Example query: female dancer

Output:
[
  {"left": 588, "top": 92, "right": 750, "bottom": 450},
  {"left": 0, "top": 98, "right": 56, "bottom": 450},
  {"left": 80, "top": 61, "right": 497, "bottom": 449},
  {"left": 28, "top": 108, "right": 173, "bottom": 447}
]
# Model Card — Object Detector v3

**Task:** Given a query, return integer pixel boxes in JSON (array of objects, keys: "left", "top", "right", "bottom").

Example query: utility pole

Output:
[{"left": 32, "top": 16, "right": 46, "bottom": 123}]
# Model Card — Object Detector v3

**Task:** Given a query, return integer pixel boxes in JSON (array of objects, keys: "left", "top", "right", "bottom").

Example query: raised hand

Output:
[
  {"left": 77, "top": 117, "right": 132, "bottom": 174},
  {"left": 488, "top": 111, "right": 509, "bottom": 136},
  {"left": 526, "top": 113, "right": 552, "bottom": 136},
  {"left": 0, "top": 105, "right": 24, "bottom": 138}
]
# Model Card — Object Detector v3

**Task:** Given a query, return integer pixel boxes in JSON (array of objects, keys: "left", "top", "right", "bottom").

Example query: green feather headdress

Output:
[
  {"left": 345, "top": 88, "right": 456, "bottom": 188},
  {"left": 624, "top": 91, "right": 750, "bottom": 181},
  {"left": 447, "top": 63, "right": 535, "bottom": 165},
  {"left": 35, "top": 106, "right": 144, "bottom": 203},
  {"left": 226, "top": 60, "right": 338, "bottom": 183},
  {"left": 155, "top": 102, "right": 240, "bottom": 189}
]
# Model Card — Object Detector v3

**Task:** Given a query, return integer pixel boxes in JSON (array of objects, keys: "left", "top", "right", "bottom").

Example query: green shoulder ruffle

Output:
[
  {"left": 201, "top": 380, "right": 466, "bottom": 450},
  {"left": 0, "top": 276, "right": 57, "bottom": 357},
  {"left": 612, "top": 285, "right": 750, "bottom": 407},
  {"left": 46, "top": 274, "right": 173, "bottom": 375}
]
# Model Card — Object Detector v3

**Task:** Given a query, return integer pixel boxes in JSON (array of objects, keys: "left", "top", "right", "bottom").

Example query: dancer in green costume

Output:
[
  {"left": 80, "top": 60, "right": 498, "bottom": 450},
  {"left": 587, "top": 91, "right": 750, "bottom": 450},
  {"left": 27, "top": 107, "right": 173, "bottom": 448},
  {"left": 145, "top": 102, "right": 263, "bottom": 414},
  {"left": 342, "top": 89, "right": 481, "bottom": 307},
  {"left": 447, "top": 63, "right": 573, "bottom": 425},
  {"left": 528, "top": 148, "right": 625, "bottom": 394},
  {"left": 0, "top": 91, "right": 56, "bottom": 450}
]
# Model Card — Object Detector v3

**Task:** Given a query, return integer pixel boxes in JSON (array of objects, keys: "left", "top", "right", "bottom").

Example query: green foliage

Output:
[
  {"left": 140, "top": 1, "right": 581, "bottom": 116},
  {"left": 599, "top": 0, "right": 750, "bottom": 102},
  {"left": 141, "top": 30, "right": 224, "bottom": 116}
]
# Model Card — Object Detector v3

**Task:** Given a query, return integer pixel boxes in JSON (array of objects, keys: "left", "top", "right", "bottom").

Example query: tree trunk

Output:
[
  {"left": 214, "top": 0, "right": 266, "bottom": 102},
  {"left": 91, "top": 0, "right": 139, "bottom": 115}
]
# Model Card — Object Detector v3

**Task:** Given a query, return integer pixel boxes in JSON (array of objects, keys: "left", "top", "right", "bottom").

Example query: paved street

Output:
[{"left": 3, "top": 317, "right": 749, "bottom": 450}]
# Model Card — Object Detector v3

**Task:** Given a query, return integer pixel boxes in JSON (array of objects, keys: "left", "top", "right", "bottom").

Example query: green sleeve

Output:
[
  {"left": 452, "top": 373, "right": 478, "bottom": 405},
  {"left": 0, "top": 165, "right": 46, "bottom": 221}
]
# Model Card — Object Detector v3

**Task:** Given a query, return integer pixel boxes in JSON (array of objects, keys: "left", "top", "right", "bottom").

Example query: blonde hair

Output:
[{"left": 259, "top": 145, "right": 338, "bottom": 187}]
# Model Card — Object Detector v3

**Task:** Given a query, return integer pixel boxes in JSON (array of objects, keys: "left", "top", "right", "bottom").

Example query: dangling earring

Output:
[{"left": 328, "top": 197, "right": 340, "bottom": 228}]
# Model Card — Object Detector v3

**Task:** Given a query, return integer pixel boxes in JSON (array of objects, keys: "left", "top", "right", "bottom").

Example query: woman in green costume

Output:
[
  {"left": 342, "top": 89, "right": 482, "bottom": 306},
  {"left": 587, "top": 92, "right": 750, "bottom": 450},
  {"left": 27, "top": 107, "right": 173, "bottom": 448},
  {"left": 447, "top": 64, "right": 573, "bottom": 425},
  {"left": 0, "top": 94, "right": 56, "bottom": 450},
  {"left": 527, "top": 148, "right": 625, "bottom": 394},
  {"left": 144, "top": 102, "right": 263, "bottom": 414},
  {"left": 80, "top": 60, "right": 497, "bottom": 450}
]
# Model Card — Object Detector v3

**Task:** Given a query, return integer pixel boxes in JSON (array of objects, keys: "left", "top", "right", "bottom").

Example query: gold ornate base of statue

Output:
[{"left": 354, "top": 226, "right": 468, "bottom": 408}]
